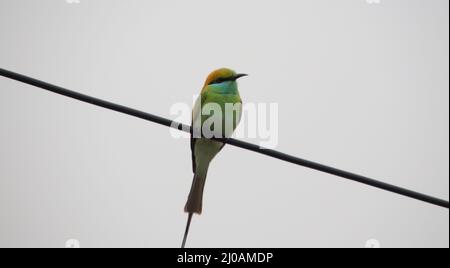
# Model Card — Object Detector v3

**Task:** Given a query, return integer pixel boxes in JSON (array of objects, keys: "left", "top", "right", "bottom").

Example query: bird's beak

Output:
[{"left": 233, "top": 73, "right": 248, "bottom": 80}]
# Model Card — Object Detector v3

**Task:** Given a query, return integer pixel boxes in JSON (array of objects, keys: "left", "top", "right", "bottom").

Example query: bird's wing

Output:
[
  {"left": 190, "top": 93, "right": 206, "bottom": 173},
  {"left": 216, "top": 98, "right": 242, "bottom": 151}
]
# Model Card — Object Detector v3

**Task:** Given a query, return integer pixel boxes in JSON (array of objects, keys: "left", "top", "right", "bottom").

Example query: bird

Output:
[{"left": 181, "top": 68, "right": 247, "bottom": 248}]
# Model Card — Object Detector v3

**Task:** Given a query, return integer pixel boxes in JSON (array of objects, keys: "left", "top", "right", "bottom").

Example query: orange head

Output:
[{"left": 202, "top": 68, "right": 248, "bottom": 88}]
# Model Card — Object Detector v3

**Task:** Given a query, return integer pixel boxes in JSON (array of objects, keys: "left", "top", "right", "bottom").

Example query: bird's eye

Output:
[
  {"left": 210, "top": 78, "right": 222, "bottom": 85},
  {"left": 210, "top": 77, "right": 231, "bottom": 85}
]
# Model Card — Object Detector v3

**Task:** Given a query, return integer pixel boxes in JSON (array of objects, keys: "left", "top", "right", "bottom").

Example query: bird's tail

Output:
[{"left": 184, "top": 171, "right": 208, "bottom": 215}]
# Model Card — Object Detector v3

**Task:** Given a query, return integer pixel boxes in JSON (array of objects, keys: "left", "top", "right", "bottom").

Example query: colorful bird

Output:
[{"left": 182, "top": 68, "right": 247, "bottom": 248}]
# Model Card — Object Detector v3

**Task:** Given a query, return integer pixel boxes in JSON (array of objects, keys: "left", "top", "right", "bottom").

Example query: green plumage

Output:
[{"left": 184, "top": 69, "right": 244, "bottom": 215}]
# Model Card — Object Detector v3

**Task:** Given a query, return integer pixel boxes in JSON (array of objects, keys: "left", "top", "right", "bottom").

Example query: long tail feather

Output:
[
  {"left": 184, "top": 173, "right": 207, "bottom": 214},
  {"left": 181, "top": 213, "right": 193, "bottom": 248}
]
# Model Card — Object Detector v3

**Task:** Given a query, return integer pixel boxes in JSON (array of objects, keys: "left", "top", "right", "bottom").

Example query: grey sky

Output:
[{"left": 0, "top": 0, "right": 448, "bottom": 247}]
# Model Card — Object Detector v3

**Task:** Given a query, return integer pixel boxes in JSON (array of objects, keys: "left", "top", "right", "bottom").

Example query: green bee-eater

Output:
[{"left": 182, "top": 68, "right": 247, "bottom": 248}]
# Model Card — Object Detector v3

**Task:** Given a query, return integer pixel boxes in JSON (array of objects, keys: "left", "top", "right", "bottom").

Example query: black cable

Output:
[{"left": 0, "top": 67, "right": 448, "bottom": 209}]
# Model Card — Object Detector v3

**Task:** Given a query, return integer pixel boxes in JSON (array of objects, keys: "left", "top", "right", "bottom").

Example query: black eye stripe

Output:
[{"left": 209, "top": 76, "right": 233, "bottom": 85}]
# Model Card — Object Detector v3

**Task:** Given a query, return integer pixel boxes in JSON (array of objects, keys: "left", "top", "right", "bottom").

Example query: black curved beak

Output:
[{"left": 233, "top": 73, "right": 248, "bottom": 81}]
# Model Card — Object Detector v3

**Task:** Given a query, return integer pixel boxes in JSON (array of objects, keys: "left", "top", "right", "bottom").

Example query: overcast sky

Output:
[{"left": 0, "top": 0, "right": 448, "bottom": 247}]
